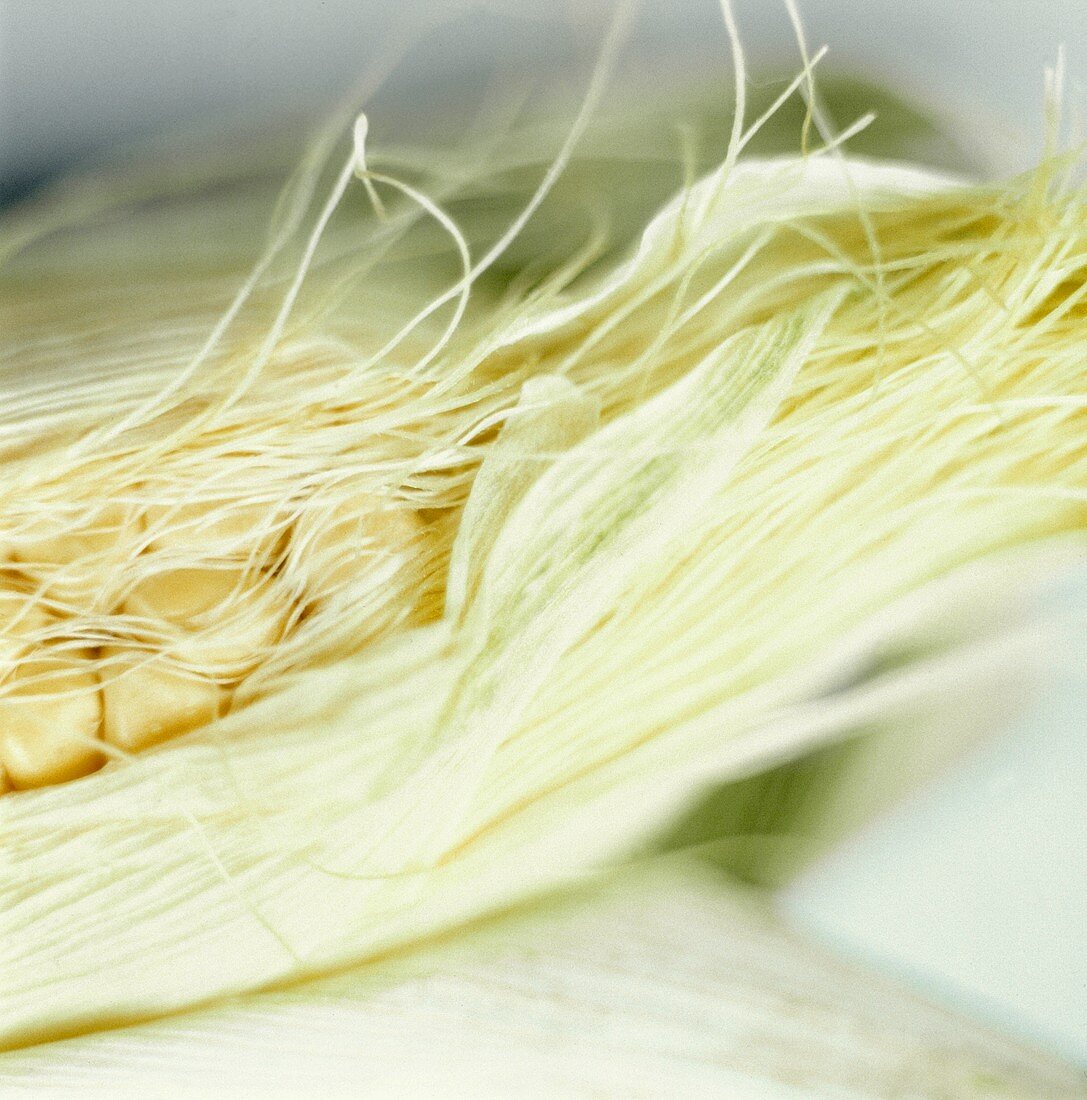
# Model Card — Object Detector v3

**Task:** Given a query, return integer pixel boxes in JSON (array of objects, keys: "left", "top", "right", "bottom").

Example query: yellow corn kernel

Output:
[
  {"left": 100, "top": 647, "right": 225, "bottom": 752},
  {"left": 7, "top": 504, "right": 140, "bottom": 605},
  {"left": 8, "top": 503, "right": 133, "bottom": 564},
  {"left": 124, "top": 566, "right": 288, "bottom": 675},
  {"left": 295, "top": 501, "right": 422, "bottom": 597},
  {"left": 0, "top": 656, "right": 103, "bottom": 790},
  {"left": 143, "top": 500, "right": 287, "bottom": 562},
  {"left": 0, "top": 588, "right": 55, "bottom": 665},
  {"left": 126, "top": 566, "right": 247, "bottom": 621}
]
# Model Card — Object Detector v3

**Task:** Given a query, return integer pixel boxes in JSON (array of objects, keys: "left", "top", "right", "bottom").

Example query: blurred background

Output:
[
  {"left": 1, "top": 0, "right": 1084, "bottom": 1067},
  {"left": 3, "top": 0, "right": 1085, "bottom": 196}
]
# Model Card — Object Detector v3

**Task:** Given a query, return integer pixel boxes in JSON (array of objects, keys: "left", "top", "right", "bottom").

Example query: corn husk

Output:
[
  {"left": 2, "top": 856, "right": 1082, "bottom": 1098},
  {"left": 1, "top": 18, "right": 1086, "bottom": 1085}
]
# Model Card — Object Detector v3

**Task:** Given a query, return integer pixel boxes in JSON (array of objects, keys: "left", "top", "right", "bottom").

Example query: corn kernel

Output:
[
  {"left": 0, "top": 655, "right": 103, "bottom": 790},
  {"left": 100, "top": 647, "right": 225, "bottom": 752},
  {"left": 7, "top": 504, "right": 140, "bottom": 606},
  {"left": 144, "top": 500, "right": 287, "bottom": 562},
  {"left": 125, "top": 566, "right": 287, "bottom": 676},
  {"left": 295, "top": 501, "right": 422, "bottom": 597},
  {"left": 0, "top": 588, "right": 55, "bottom": 665}
]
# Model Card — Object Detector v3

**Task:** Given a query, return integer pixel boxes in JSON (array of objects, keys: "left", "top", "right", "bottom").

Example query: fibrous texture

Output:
[
  {"left": 1, "top": 47, "right": 1085, "bottom": 1085},
  {"left": 3, "top": 857, "right": 1083, "bottom": 1097}
]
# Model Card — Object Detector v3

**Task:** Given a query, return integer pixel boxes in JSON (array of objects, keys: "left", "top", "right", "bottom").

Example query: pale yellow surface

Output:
[
  {"left": 295, "top": 501, "right": 422, "bottom": 595},
  {"left": 125, "top": 566, "right": 287, "bottom": 673},
  {"left": 0, "top": 589, "right": 55, "bottom": 665},
  {"left": 0, "top": 656, "right": 102, "bottom": 789},
  {"left": 100, "top": 647, "right": 225, "bottom": 752},
  {"left": 144, "top": 499, "right": 287, "bottom": 560}
]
